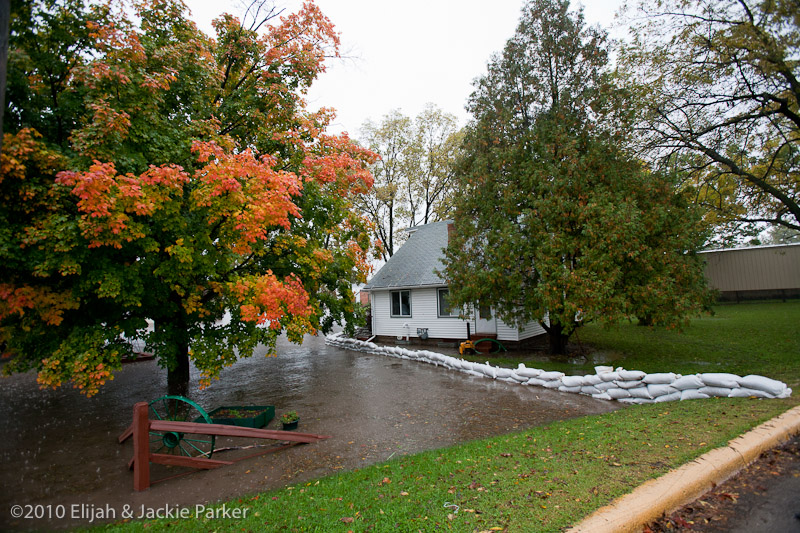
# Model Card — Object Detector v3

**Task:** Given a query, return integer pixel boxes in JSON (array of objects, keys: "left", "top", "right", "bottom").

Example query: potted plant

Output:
[{"left": 280, "top": 410, "right": 299, "bottom": 430}]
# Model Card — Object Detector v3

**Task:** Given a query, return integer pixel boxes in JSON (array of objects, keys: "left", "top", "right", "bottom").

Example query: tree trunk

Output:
[
  {"left": 167, "top": 346, "right": 190, "bottom": 396},
  {"left": 546, "top": 321, "right": 570, "bottom": 355},
  {"left": 164, "top": 312, "right": 191, "bottom": 396},
  {"left": 0, "top": 0, "right": 10, "bottom": 153}
]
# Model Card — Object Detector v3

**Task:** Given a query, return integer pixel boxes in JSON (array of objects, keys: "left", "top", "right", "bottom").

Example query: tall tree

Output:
[
  {"left": 356, "top": 105, "right": 461, "bottom": 260},
  {"left": 620, "top": 0, "right": 800, "bottom": 239},
  {"left": 403, "top": 104, "right": 463, "bottom": 226},
  {"left": 1, "top": 0, "right": 376, "bottom": 395},
  {"left": 444, "top": 0, "right": 711, "bottom": 354},
  {"left": 356, "top": 110, "right": 412, "bottom": 261}
]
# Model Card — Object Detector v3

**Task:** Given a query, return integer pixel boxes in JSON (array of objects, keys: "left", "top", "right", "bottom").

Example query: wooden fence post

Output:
[{"left": 132, "top": 401, "right": 150, "bottom": 491}]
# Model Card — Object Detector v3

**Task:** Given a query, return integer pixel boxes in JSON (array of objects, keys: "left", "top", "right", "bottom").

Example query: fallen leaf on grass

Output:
[{"left": 340, "top": 517, "right": 354, "bottom": 523}]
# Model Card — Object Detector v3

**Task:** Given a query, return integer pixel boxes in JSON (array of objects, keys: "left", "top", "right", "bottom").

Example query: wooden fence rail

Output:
[{"left": 126, "top": 402, "right": 331, "bottom": 491}]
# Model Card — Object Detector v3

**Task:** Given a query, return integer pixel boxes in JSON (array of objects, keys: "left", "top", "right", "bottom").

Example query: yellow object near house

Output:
[{"left": 459, "top": 340, "right": 475, "bottom": 355}]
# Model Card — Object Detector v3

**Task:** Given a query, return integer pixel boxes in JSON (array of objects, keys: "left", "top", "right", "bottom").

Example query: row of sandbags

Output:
[{"left": 325, "top": 334, "right": 791, "bottom": 402}]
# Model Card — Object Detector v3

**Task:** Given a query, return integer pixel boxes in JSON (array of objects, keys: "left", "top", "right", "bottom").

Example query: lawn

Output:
[
  {"left": 96, "top": 301, "right": 799, "bottom": 532},
  {"left": 96, "top": 399, "right": 795, "bottom": 533},
  {"left": 467, "top": 301, "right": 800, "bottom": 388}
]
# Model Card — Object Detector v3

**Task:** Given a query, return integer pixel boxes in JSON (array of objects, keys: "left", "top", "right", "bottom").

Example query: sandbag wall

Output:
[{"left": 325, "top": 333, "right": 791, "bottom": 403}]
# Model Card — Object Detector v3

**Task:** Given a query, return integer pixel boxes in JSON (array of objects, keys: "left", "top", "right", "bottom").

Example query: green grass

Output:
[
  {"left": 96, "top": 301, "right": 799, "bottom": 532},
  {"left": 469, "top": 301, "right": 800, "bottom": 388},
  {"left": 97, "top": 399, "right": 796, "bottom": 532}
]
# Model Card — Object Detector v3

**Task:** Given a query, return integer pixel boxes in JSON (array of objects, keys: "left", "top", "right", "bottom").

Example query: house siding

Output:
[
  {"left": 370, "top": 289, "right": 548, "bottom": 342},
  {"left": 371, "top": 288, "right": 470, "bottom": 340}
]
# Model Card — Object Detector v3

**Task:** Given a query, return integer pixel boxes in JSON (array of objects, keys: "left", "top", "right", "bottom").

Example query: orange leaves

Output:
[
  {"left": 38, "top": 349, "right": 117, "bottom": 398},
  {"left": 263, "top": 1, "right": 340, "bottom": 79},
  {"left": 191, "top": 141, "right": 303, "bottom": 254},
  {"left": 0, "top": 284, "right": 78, "bottom": 326},
  {"left": 301, "top": 133, "right": 377, "bottom": 193},
  {"left": 56, "top": 161, "right": 189, "bottom": 248},
  {"left": 229, "top": 272, "right": 313, "bottom": 330}
]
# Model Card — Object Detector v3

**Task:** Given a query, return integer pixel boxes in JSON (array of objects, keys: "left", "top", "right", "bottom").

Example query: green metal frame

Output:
[{"left": 148, "top": 395, "right": 215, "bottom": 458}]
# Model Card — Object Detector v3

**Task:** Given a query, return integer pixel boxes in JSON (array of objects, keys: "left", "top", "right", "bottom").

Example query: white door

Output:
[{"left": 475, "top": 304, "right": 496, "bottom": 335}]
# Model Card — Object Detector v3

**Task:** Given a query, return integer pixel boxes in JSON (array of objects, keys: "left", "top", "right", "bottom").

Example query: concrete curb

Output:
[{"left": 567, "top": 404, "right": 800, "bottom": 533}]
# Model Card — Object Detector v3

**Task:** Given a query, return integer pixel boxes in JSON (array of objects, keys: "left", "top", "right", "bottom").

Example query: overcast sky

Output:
[{"left": 184, "top": 0, "right": 627, "bottom": 137}]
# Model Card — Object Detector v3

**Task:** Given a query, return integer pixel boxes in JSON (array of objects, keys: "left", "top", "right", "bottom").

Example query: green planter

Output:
[
  {"left": 281, "top": 420, "right": 299, "bottom": 431},
  {"left": 204, "top": 405, "right": 275, "bottom": 428}
]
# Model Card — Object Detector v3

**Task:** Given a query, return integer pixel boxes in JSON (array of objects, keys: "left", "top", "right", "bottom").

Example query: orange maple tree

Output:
[{"left": 2, "top": 0, "right": 376, "bottom": 395}]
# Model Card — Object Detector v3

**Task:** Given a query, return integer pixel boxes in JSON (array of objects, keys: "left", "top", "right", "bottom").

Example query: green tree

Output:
[
  {"left": 356, "top": 110, "right": 412, "bottom": 261},
  {"left": 619, "top": 0, "right": 800, "bottom": 238},
  {"left": 444, "top": 0, "right": 711, "bottom": 354},
  {"left": 1, "top": 0, "right": 375, "bottom": 395},
  {"left": 356, "top": 104, "right": 461, "bottom": 260}
]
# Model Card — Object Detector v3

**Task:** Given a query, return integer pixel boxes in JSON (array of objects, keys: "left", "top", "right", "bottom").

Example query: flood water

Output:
[{"left": 0, "top": 334, "right": 619, "bottom": 530}]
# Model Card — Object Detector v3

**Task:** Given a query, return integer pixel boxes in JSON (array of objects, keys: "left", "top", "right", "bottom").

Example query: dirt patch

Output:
[{"left": 645, "top": 434, "right": 800, "bottom": 532}]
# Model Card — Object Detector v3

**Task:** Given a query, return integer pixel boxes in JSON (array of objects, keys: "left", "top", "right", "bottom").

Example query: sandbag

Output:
[
  {"left": 619, "top": 397, "right": 654, "bottom": 404},
  {"left": 539, "top": 371, "right": 565, "bottom": 381},
  {"left": 594, "top": 381, "right": 616, "bottom": 391},
  {"left": 526, "top": 377, "right": 547, "bottom": 387},
  {"left": 592, "top": 392, "right": 613, "bottom": 401},
  {"left": 647, "top": 384, "right": 677, "bottom": 398},
  {"left": 600, "top": 371, "right": 621, "bottom": 382},
  {"left": 699, "top": 386, "right": 733, "bottom": 398},
  {"left": 607, "top": 388, "right": 631, "bottom": 399},
  {"left": 700, "top": 373, "right": 742, "bottom": 388},
  {"left": 643, "top": 372, "right": 677, "bottom": 385},
  {"left": 581, "top": 385, "right": 601, "bottom": 395},
  {"left": 583, "top": 374, "right": 604, "bottom": 386},
  {"left": 561, "top": 375, "right": 586, "bottom": 387},
  {"left": 627, "top": 387, "right": 654, "bottom": 399},
  {"left": 654, "top": 391, "right": 682, "bottom": 403},
  {"left": 615, "top": 380, "right": 645, "bottom": 389},
  {"left": 671, "top": 374, "right": 705, "bottom": 390},
  {"left": 494, "top": 367, "right": 514, "bottom": 379},
  {"left": 515, "top": 367, "right": 543, "bottom": 379},
  {"left": 542, "top": 380, "right": 562, "bottom": 389},
  {"left": 559, "top": 385, "right": 583, "bottom": 393},
  {"left": 680, "top": 389, "right": 710, "bottom": 401},
  {"left": 740, "top": 375, "right": 788, "bottom": 396},
  {"left": 728, "top": 387, "right": 772, "bottom": 398},
  {"left": 618, "top": 370, "right": 646, "bottom": 381}
]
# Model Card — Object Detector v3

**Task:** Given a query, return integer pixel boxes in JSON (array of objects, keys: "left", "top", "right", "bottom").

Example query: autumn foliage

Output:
[{"left": 1, "top": 0, "right": 376, "bottom": 395}]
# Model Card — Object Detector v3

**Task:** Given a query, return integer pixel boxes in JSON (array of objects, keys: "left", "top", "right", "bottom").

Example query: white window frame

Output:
[
  {"left": 437, "top": 288, "right": 459, "bottom": 318},
  {"left": 390, "top": 290, "right": 412, "bottom": 317}
]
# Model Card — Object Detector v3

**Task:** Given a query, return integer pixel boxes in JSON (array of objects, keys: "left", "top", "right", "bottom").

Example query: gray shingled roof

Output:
[{"left": 363, "top": 221, "right": 451, "bottom": 290}]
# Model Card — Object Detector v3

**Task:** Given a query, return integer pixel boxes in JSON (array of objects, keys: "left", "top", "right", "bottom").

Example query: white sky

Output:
[{"left": 184, "top": 0, "right": 626, "bottom": 137}]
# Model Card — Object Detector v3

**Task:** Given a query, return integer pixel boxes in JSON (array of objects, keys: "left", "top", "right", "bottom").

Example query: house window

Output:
[
  {"left": 391, "top": 290, "right": 411, "bottom": 317},
  {"left": 479, "top": 304, "right": 492, "bottom": 320},
  {"left": 438, "top": 288, "right": 458, "bottom": 317}
]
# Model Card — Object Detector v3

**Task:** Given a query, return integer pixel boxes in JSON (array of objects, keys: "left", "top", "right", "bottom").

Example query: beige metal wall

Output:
[{"left": 700, "top": 244, "right": 800, "bottom": 292}]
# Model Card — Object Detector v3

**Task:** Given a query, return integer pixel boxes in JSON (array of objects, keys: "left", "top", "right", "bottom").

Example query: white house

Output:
[{"left": 362, "top": 221, "right": 546, "bottom": 346}]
